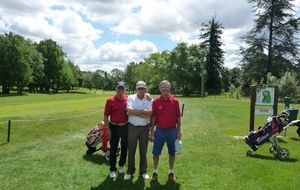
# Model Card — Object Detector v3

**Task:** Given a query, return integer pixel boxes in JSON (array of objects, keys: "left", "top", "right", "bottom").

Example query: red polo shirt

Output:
[
  {"left": 104, "top": 95, "right": 128, "bottom": 123},
  {"left": 152, "top": 95, "right": 180, "bottom": 129}
]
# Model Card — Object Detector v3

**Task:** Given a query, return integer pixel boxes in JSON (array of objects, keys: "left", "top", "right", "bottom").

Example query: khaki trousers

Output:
[{"left": 126, "top": 123, "right": 150, "bottom": 175}]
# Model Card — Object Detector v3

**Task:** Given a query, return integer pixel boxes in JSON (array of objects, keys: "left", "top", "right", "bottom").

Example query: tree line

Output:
[{"left": 1, "top": 0, "right": 300, "bottom": 102}]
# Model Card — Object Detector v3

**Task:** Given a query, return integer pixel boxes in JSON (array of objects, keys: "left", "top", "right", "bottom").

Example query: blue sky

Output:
[{"left": 0, "top": 0, "right": 299, "bottom": 71}]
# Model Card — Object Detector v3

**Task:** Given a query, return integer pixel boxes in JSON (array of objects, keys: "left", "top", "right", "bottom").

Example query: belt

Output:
[
  {"left": 157, "top": 126, "right": 176, "bottom": 130},
  {"left": 129, "top": 123, "right": 150, "bottom": 127},
  {"left": 110, "top": 122, "right": 127, "bottom": 126}
]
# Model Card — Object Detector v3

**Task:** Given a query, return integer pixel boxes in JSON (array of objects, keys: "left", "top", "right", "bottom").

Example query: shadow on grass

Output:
[
  {"left": 250, "top": 154, "right": 298, "bottom": 162},
  {"left": 0, "top": 142, "right": 8, "bottom": 146},
  {"left": 90, "top": 175, "right": 180, "bottom": 190},
  {"left": 290, "top": 137, "right": 300, "bottom": 141},
  {"left": 83, "top": 154, "right": 109, "bottom": 165},
  {"left": 276, "top": 138, "right": 287, "bottom": 143},
  {"left": 0, "top": 93, "right": 27, "bottom": 97},
  {"left": 146, "top": 179, "right": 181, "bottom": 190},
  {"left": 46, "top": 91, "right": 89, "bottom": 95}
]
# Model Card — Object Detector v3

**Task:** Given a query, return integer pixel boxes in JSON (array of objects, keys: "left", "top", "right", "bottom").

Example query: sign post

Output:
[{"left": 249, "top": 86, "right": 278, "bottom": 131}]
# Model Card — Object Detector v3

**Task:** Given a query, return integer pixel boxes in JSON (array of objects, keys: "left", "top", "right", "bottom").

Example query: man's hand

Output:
[
  {"left": 177, "top": 131, "right": 182, "bottom": 140},
  {"left": 106, "top": 128, "right": 111, "bottom": 139},
  {"left": 145, "top": 93, "right": 152, "bottom": 101},
  {"left": 144, "top": 109, "right": 152, "bottom": 116},
  {"left": 149, "top": 131, "right": 155, "bottom": 142}
]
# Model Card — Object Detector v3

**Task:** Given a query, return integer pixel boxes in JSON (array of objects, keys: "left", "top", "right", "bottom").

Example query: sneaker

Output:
[
  {"left": 124, "top": 174, "right": 132, "bottom": 180},
  {"left": 168, "top": 172, "right": 176, "bottom": 181},
  {"left": 151, "top": 172, "right": 158, "bottom": 181},
  {"left": 141, "top": 173, "right": 150, "bottom": 180},
  {"left": 118, "top": 166, "right": 124, "bottom": 174},
  {"left": 109, "top": 171, "right": 116, "bottom": 178}
]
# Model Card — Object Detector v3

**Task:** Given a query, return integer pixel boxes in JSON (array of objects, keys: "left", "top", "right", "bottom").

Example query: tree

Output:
[
  {"left": 110, "top": 68, "right": 125, "bottom": 87},
  {"left": 124, "top": 62, "right": 137, "bottom": 93},
  {"left": 188, "top": 44, "right": 206, "bottom": 94},
  {"left": 169, "top": 43, "right": 192, "bottom": 95},
  {"left": 199, "top": 17, "right": 225, "bottom": 94},
  {"left": 92, "top": 70, "right": 106, "bottom": 90},
  {"left": 67, "top": 60, "right": 81, "bottom": 89},
  {"left": 144, "top": 51, "right": 170, "bottom": 94},
  {"left": 244, "top": 0, "right": 300, "bottom": 81},
  {"left": 28, "top": 42, "right": 44, "bottom": 93},
  {"left": 81, "top": 71, "right": 93, "bottom": 91},
  {"left": 37, "top": 39, "right": 65, "bottom": 93},
  {"left": 228, "top": 67, "right": 242, "bottom": 88},
  {"left": 0, "top": 32, "right": 34, "bottom": 94}
]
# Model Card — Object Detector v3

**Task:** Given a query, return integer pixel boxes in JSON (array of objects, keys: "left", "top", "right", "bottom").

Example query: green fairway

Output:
[{"left": 0, "top": 91, "right": 300, "bottom": 190}]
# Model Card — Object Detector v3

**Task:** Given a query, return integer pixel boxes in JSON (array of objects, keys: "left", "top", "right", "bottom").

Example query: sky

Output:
[{"left": 0, "top": 0, "right": 300, "bottom": 72}]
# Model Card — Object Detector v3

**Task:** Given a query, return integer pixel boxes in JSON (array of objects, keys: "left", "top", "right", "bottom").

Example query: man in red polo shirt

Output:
[
  {"left": 150, "top": 80, "right": 181, "bottom": 181},
  {"left": 104, "top": 81, "right": 128, "bottom": 178}
]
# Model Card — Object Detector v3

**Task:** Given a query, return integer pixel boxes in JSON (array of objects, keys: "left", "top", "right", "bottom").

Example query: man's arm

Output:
[
  {"left": 176, "top": 116, "right": 181, "bottom": 140},
  {"left": 103, "top": 115, "right": 111, "bottom": 139},
  {"left": 150, "top": 116, "right": 156, "bottom": 141},
  {"left": 127, "top": 109, "right": 152, "bottom": 117}
]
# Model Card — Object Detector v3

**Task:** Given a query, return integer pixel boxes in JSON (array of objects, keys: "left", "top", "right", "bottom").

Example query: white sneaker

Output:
[
  {"left": 124, "top": 174, "right": 132, "bottom": 180},
  {"left": 109, "top": 171, "right": 116, "bottom": 178},
  {"left": 141, "top": 173, "right": 150, "bottom": 180},
  {"left": 118, "top": 166, "right": 124, "bottom": 174}
]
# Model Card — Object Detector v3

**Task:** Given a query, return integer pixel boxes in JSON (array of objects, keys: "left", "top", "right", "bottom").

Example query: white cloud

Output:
[
  {"left": 1, "top": 0, "right": 298, "bottom": 71},
  {"left": 113, "top": 0, "right": 254, "bottom": 42},
  {"left": 79, "top": 39, "right": 158, "bottom": 71}
]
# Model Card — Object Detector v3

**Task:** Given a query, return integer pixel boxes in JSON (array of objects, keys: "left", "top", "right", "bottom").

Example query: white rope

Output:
[{"left": 0, "top": 111, "right": 99, "bottom": 123}]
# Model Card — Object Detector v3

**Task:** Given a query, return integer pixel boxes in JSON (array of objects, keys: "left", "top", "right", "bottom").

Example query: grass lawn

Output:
[{"left": 0, "top": 90, "right": 300, "bottom": 190}]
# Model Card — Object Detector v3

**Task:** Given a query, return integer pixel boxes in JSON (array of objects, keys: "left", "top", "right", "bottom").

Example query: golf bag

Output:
[
  {"left": 245, "top": 115, "right": 286, "bottom": 149},
  {"left": 85, "top": 121, "right": 110, "bottom": 160},
  {"left": 245, "top": 110, "right": 300, "bottom": 160}
]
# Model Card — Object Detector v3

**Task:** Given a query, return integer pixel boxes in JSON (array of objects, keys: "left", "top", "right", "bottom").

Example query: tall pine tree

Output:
[
  {"left": 199, "top": 17, "right": 225, "bottom": 95},
  {"left": 242, "top": 0, "right": 299, "bottom": 85}
]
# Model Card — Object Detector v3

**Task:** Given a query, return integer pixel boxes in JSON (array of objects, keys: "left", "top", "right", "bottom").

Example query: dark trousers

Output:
[
  {"left": 109, "top": 123, "right": 128, "bottom": 172},
  {"left": 127, "top": 123, "right": 150, "bottom": 175}
]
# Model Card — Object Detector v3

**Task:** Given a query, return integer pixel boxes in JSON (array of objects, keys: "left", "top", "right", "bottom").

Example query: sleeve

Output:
[
  {"left": 175, "top": 100, "right": 180, "bottom": 118},
  {"left": 147, "top": 99, "right": 153, "bottom": 110},
  {"left": 104, "top": 99, "right": 111, "bottom": 116},
  {"left": 152, "top": 100, "right": 157, "bottom": 116},
  {"left": 127, "top": 95, "right": 133, "bottom": 110}
]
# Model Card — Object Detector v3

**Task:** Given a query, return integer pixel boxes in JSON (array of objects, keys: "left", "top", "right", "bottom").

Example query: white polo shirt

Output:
[{"left": 127, "top": 94, "right": 152, "bottom": 126}]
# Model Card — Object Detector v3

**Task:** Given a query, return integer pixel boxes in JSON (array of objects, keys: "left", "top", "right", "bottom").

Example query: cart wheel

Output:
[
  {"left": 246, "top": 150, "right": 253, "bottom": 157},
  {"left": 276, "top": 148, "right": 289, "bottom": 160},
  {"left": 105, "top": 150, "right": 110, "bottom": 161},
  {"left": 269, "top": 146, "right": 275, "bottom": 153}
]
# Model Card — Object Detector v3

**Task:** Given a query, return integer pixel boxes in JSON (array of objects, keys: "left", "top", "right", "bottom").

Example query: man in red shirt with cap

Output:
[
  {"left": 150, "top": 80, "right": 181, "bottom": 181},
  {"left": 104, "top": 81, "right": 128, "bottom": 178}
]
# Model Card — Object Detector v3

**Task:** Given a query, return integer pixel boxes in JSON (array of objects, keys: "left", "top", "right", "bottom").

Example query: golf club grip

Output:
[{"left": 181, "top": 104, "right": 185, "bottom": 117}]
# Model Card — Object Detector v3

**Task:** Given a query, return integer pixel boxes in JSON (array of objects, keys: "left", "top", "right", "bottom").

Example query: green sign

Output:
[{"left": 256, "top": 87, "right": 275, "bottom": 106}]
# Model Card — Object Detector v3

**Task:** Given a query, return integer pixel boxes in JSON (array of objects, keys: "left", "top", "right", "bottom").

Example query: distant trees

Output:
[
  {"left": 0, "top": 33, "right": 39, "bottom": 94},
  {"left": 0, "top": 33, "right": 80, "bottom": 94},
  {"left": 2, "top": 0, "right": 300, "bottom": 99}
]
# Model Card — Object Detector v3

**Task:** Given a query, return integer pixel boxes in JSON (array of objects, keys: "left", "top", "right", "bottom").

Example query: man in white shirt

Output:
[{"left": 124, "top": 81, "right": 152, "bottom": 180}]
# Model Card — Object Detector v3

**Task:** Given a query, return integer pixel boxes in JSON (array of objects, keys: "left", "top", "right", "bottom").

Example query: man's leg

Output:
[
  {"left": 153, "top": 155, "right": 159, "bottom": 171},
  {"left": 109, "top": 125, "right": 119, "bottom": 172},
  {"left": 169, "top": 155, "right": 175, "bottom": 171},
  {"left": 127, "top": 124, "right": 138, "bottom": 175},
  {"left": 151, "top": 128, "right": 165, "bottom": 180},
  {"left": 118, "top": 124, "right": 128, "bottom": 167},
  {"left": 166, "top": 128, "right": 177, "bottom": 180},
  {"left": 139, "top": 126, "right": 150, "bottom": 174}
]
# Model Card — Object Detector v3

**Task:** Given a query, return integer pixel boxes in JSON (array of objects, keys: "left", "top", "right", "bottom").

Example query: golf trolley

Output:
[
  {"left": 245, "top": 110, "right": 300, "bottom": 160},
  {"left": 85, "top": 121, "right": 111, "bottom": 161}
]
